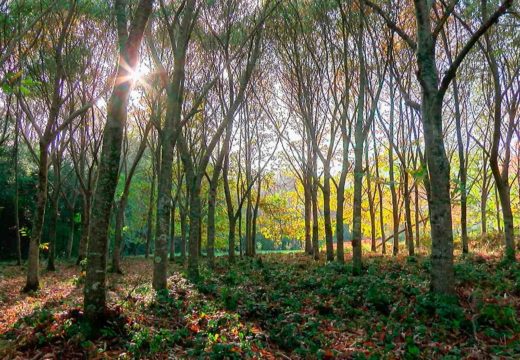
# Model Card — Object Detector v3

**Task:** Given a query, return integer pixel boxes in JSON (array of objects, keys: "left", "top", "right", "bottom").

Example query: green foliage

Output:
[
  {"left": 479, "top": 303, "right": 518, "bottom": 330},
  {"left": 220, "top": 286, "right": 240, "bottom": 311},
  {"left": 128, "top": 327, "right": 189, "bottom": 356}
]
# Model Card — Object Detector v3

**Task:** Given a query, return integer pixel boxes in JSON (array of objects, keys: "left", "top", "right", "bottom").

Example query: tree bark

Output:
[
  {"left": 24, "top": 142, "right": 49, "bottom": 291},
  {"left": 145, "top": 171, "right": 155, "bottom": 259},
  {"left": 323, "top": 166, "right": 334, "bottom": 261},
  {"left": 304, "top": 177, "right": 313, "bottom": 255},
  {"left": 14, "top": 114, "right": 22, "bottom": 266},
  {"left": 403, "top": 168, "right": 414, "bottom": 256},
  {"left": 170, "top": 199, "right": 176, "bottom": 261},
  {"left": 47, "top": 160, "right": 61, "bottom": 271},
  {"left": 373, "top": 127, "right": 386, "bottom": 254},
  {"left": 365, "top": 144, "right": 376, "bottom": 252},
  {"left": 485, "top": 13, "right": 516, "bottom": 260},
  {"left": 352, "top": 15, "right": 366, "bottom": 275},
  {"left": 153, "top": 0, "right": 196, "bottom": 290},
  {"left": 84, "top": 0, "right": 153, "bottom": 325},
  {"left": 388, "top": 83, "right": 399, "bottom": 257},
  {"left": 77, "top": 193, "right": 90, "bottom": 265}
]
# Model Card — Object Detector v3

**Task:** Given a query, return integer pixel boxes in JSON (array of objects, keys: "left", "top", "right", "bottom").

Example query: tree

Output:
[
  {"left": 365, "top": 0, "right": 513, "bottom": 293},
  {"left": 84, "top": 0, "right": 153, "bottom": 325}
]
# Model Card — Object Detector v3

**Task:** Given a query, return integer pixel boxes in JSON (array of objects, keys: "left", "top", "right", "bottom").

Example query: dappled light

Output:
[{"left": 1, "top": 0, "right": 519, "bottom": 358}]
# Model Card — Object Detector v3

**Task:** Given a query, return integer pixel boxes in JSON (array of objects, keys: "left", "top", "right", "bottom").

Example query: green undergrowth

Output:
[{"left": 1, "top": 253, "right": 520, "bottom": 358}]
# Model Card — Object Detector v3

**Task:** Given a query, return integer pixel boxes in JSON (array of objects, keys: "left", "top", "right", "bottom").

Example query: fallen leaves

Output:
[{"left": 1, "top": 253, "right": 520, "bottom": 358}]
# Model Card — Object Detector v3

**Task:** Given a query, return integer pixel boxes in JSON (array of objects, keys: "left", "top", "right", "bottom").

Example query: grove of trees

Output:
[{"left": 1, "top": 0, "right": 519, "bottom": 357}]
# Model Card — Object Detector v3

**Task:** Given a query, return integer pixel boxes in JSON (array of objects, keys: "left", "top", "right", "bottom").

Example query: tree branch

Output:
[{"left": 438, "top": 0, "right": 513, "bottom": 97}]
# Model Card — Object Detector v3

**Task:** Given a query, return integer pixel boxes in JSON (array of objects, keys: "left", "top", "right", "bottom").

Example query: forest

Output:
[{"left": 0, "top": 0, "right": 520, "bottom": 358}]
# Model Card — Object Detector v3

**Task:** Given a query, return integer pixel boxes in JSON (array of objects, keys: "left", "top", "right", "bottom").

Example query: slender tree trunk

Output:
[
  {"left": 47, "top": 162, "right": 60, "bottom": 271},
  {"left": 146, "top": 173, "right": 155, "bottom": 259},
  {"left": 84, "top": 0, "right": 153, "bottom": 325},
  {"left": 352, "top": 19, "right": 366, "bottom": 275},
  {"left": 207, "top": 178, "right": 218, "bottom": 266},
  {"left": 239, "top": 208, "right": 243, "bottom": 258},
  {"left": 374, "top": 129, "right": 386, "bottom": 254},
  {"left": 111, "top": 200, "right": 125, "bottom": 274},
  {"left": 245, "top": 191, "right": 253, "bottom": 257},
  {"left": 304, "top": 179, "right": 312, "bottom": 255},
  {"left": 323, "top": 166, "right": 334, "bottom": 261},
  {"left": 495, "top": 186, "right": 502, "bottom": 232},
  {"left": 170, "top": 200, "right": 176, "bottom": 261},
  {"left": 112, "top": 122, "right": 150, "bottom": 273},
  {"left": 152, "top": 0, "right": 195, "bottom": 290},
  {"left": 14, "top": 116, "right": 22, "bottom": 266},
  {"left": 335, "top": 178, "right": 346, "bottom": 263},
  {"left": 481, "top": 187, "right": 488, "bottom": 235},
  {"left": 365, "top": 145, "right": 376, "bottom": 252},
  {"left": 153, "top": 90, "right": 178, "bottom": 289},
  {"left": 252, "top": 178, "right": 261, "bottom": 256},
  {"left": 311, "top": 171, "right": 320, "bottom": 261},
  {"left": 228, "top": 217, "right": 236, "bottom": 263},
  {"left": 388, "top": 89, "right": 399, "bottom": 257},
  {"left": 403, "top": 169, "right": 414, "bottom": 256},
  {"left": 414, "top": 183, "right": 420, "bottom": 248},
  {"left": 24, "top": 141, "right": 49, "bottom": 292},
  {"left": 180, "top": 205, "right": 187, "bottom": 261},
  {"left": 77, "top": 193, "right": 90, "bottom": 264},
  {"left": 187, "top": 179, "right": 202, "bottom": 279},
  {"left": 452, "top": 79, "right": 468, "bottom": 254},
  {"left": 197, "top": 215, "right": 202, "bottom": 257},
  {"left": 485, "top": 23, "right": 515, "bottom": 259},
  {"left": 67, "top": 208, "right": 75, "bottom": 259},
  {"left": 352, "top": 140, "right": 364, "bottom": 274},
  {"left": 223, "top": 154, "right": 236, "bottom": 263}
]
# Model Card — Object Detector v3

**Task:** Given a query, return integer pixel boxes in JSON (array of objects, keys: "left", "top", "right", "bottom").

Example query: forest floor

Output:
[{"left": 1, "top": 252, "right": 520, "bottom": 359}]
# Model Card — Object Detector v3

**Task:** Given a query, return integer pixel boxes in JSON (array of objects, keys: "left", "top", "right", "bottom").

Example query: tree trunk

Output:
[
  {"left": 323, "top": 166, "right": 334, "bottom": 261},
  {"left": 352, "top": 20, "right": 366, "bottom": 275},
  {"left": 180, "top": 205, "right": 187, "bottom": 261},
  {"left": 77, "top": 193, "right": 90, "bottom": 265},
  {"left": 84, "top": 0, "right": 153, "bottom": 325},
  {"left": 252, "top": 178, "right": 262, "bottom": 256},
  {"left": 245, "top": 189, "right": 253, "bottom": 257},
  {"left": 228, "top": 216, "right": 236, "bottom": 263},
  {"left": 187, "top": 180, "right": 202, "bottom": 279},
  {"left": 403, "top": 169, "right": 414, "bottom": 256},
  {"left": 239, "top": 209, "right": 243, "bottom": 258},
  {"left": 414, "top": 0, "right": 455, "bottom": 294},
  {"left": 24, "top": 142, "right": 49, "bottom": 292},
  {"left": 374, "top": 129, "right": 386, "bottom": 254},
  {"left": 47, "top": 163, "right": 60, "bottom": 271},
  {"left": 111, "top": 200, "right": 125, "bottom": 274},
  {"left": 207, "top": 179, "right": 217, "bottom": 266},
  {"left": 14, "top": 116, "right": 22, "bottom": 266},
  {"left": 495, "top": 187, "right": 502, "bottom": 233},
  {"left": 335, "top": 177, "right": 346, "bottom": 263},
  {"left": 365, "top": 144, "right": 376, "bottom": 252},
  {"left": 452, "top": 79, "right": 468, "bottom": 254},
  {"left": 389, "top": 90, "right": 399, "bottom": 257},
  {"left": 311, "top": 172, "right": 320, "bottom": 261},
  {"left": 112, "top": 122, "right": 150, "bottom": 273},
  {"left": 66, "top": 193, "right": 77, "bottom": 259},
  {"left": 169, "top": 200, "right": 176, "bottom": 261},
  {"left": 421, "top": 95, "right": 455, "bottom": 294},
  {"left": 152, "top": 0, "right": 195, "bottom": 290},
  {"left": 304, "top": 179, "right": 313, "bottom": 255},
  {"left": 414, "top": 183, "right": 420, "bottom": 248},
  {"left": 146, "top": 171, "right": 155, "bottom": 259},
  {"left": 481, "top": 187, "right": 488, "bottom": 235},
  {"left": 486, "top": 21, "right": 515, "bottom": 260}
]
